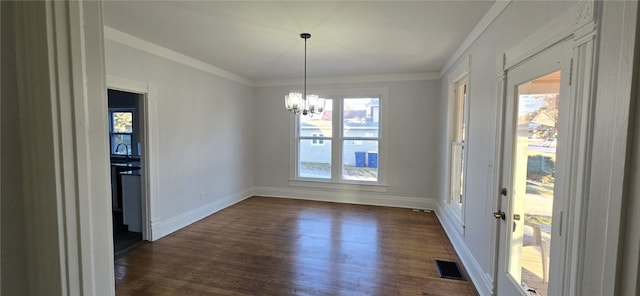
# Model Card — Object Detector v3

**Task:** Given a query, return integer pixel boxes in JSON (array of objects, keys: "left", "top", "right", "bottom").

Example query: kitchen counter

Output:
[{"left": 112, "top": 161, "right": 141, "bottom": 175}]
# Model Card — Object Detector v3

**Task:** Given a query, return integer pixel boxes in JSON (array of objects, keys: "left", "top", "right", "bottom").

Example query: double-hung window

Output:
[
  {"left": 295, "top": 89, "right": 385, "bottom": 185},
  {"left": 449, "top": 74, "right": 468, "bottom": 214}
]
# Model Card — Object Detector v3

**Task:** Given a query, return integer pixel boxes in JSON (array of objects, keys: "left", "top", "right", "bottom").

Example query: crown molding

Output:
[
  {"left": 255, "top": 72, "right": 440, "bottom": 87},
  {"left": 440, "top": 0, "right": 511, "bottom": 78},
  {"left": 103, "top": 26, "right": 254, "bottom": 86}
]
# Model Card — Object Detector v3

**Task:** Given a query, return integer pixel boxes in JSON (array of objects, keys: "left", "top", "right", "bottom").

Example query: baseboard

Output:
[
  {"left": 151, "top": 188, "right": 253, "bottom": 240},
  {"left": 435, "top": 200, "right": 494, "bottom": 296},
  {"left": 253, "top": 186, "right": 436, "bottom": 210}
]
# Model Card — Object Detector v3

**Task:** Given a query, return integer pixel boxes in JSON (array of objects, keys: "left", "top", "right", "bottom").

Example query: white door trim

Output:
[
  {"left": 107, "top": 76, "right": 159, "bottom": 241},
  {"left": 492, "top": 1, "right": 600, "bottom": 295},
  {"left": 13, "top": 1, "right": 114, "bottom": 294}
]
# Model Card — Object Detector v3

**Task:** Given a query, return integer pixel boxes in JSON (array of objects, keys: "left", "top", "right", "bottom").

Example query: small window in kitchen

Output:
[{"left": 109, "top": 110, "right": 134, "bottom": 156}]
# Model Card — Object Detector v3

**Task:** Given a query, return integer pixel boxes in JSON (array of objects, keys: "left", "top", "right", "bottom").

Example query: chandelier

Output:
[{"left": 285, "top": 33, "right": 325, "bottom": 116}]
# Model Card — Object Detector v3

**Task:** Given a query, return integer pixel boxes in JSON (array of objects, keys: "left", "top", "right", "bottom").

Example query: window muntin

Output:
[
  {"left": 311, "top": 133, "right": 325, "bottom": 146},
  {"left": 296, "top": 95, "right": 382, "bottom": 184}
]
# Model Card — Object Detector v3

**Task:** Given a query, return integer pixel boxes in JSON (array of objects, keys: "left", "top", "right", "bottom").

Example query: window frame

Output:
[
  {"left": 310, "top": 133, "right": 326, "bottom": 146},
  {"left": 446, "top": 57, "right": 471, "bottom": 235},
  {"left": 290, "top": 88, "right": 388, "bottom": 191},
  {"left": 109, "top": 108, "right": 138, "bottom": 157}
]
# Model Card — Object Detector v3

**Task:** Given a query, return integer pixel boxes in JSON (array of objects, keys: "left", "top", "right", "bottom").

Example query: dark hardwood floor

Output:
[
  {"left": 115, "top": 196, "right": 478, "bottom": 295},
  {"left": 113, "top": 210, "right": 143, "bottom": 254}
]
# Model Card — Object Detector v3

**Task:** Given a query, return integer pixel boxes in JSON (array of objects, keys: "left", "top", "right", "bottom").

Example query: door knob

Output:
[{"left": 493, "top": 211, "right": 506, "bottom": 220}]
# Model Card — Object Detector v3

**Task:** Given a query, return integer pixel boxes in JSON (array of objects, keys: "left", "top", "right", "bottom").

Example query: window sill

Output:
[{"left": 289, "top": 179, "right": 388, "bottom": 193}]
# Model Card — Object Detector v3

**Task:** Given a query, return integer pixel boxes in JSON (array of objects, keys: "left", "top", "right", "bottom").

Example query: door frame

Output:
[
  {"left": 498, "top": 41, "right": 571, "bottom": 295},
  {"left": 491, "top": 6, "right": 599, "bottom": 295},
  {"left": 107, "top": 76, "right": 158, "bottom": 241}
]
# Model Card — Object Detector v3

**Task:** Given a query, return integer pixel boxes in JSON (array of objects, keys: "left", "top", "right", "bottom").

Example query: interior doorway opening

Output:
[{"left": 108, "top": 89, "right": 149, "bottom": 253}]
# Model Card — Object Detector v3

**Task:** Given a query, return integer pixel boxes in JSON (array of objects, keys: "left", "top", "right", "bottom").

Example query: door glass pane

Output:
[
  {"left": 299, "top": 99, "right": 332, "bottom": 137},
  {"left": 342, "top": 140, "right": 378, "bottom": 182},
  {"left": 299, "top": 139, "right": 332, "bottom": 179},
  {"left": 508, "top": 71, "right": 560, "bottom": 296},
  {"left": 343, "top": 98, "right": 379, "bottom": 138}
]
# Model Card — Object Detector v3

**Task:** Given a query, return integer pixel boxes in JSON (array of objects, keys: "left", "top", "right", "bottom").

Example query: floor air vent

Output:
[{"left": 434, "top": 260, "right": 466, "bottom": 281}]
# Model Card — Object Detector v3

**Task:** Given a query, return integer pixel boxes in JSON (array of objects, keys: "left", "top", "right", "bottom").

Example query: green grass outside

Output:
[
  {"left": 526, "top": 151, "right": 555, "bottom": 194},
  {"left": 525, "top": 214, "right": 552, "bottom": 226}
]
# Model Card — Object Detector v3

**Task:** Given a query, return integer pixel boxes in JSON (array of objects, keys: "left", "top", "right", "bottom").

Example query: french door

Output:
[{"left": 495, "top": 41, "right": 572, "bottom": 296}]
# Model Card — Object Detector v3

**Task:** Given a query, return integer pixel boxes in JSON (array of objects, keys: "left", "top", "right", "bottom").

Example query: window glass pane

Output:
[
  {"left": 112, "top": 134, "right": 132, "bottom": 155},
  {"left": 299, "top": 139, "right": 332, "bottom": 179},
  {"left": 112, "top": 112, "right": 133, "bottom": 133},
  {"left": 343, "top": 98, "right": 379, "bottom": 138},
  {"left": 342, "top": 140, "right": 378, "bottom": 182},
  {"left": 299, "top": 99, "right": 332, "bottom": 137}
]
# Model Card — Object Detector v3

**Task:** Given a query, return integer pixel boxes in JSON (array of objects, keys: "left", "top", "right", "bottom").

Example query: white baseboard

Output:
[
  {"left": 151, "top": 188, "right": 253, "bottom": 240},
  {"left": 435, "top": 200, "right": 494, "bottom": 296},
  {"left": 253, "top": 186, "right": 436, "bottom": 210}
]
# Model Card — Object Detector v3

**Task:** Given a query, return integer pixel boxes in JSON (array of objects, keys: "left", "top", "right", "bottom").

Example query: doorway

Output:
[
  {"left": 108, "top": 89, "right": 147, "bottom": 253},
  {"left": 495, "top": 41, "right": 572, "bottom": 295}
]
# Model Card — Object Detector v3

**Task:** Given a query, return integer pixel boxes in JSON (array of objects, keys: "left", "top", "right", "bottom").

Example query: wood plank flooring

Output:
[{"left": 115, "top": 196, "right": 478, "bottom": 295}]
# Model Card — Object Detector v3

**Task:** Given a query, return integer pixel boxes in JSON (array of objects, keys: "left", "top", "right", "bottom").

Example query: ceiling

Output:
[{"left": 103, "top": 1, "right": 495, "bottom": 83}]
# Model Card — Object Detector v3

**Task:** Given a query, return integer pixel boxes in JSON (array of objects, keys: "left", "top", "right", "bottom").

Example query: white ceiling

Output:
[{"left": 103, "top": 1, "right": 495, "bottom": 83}]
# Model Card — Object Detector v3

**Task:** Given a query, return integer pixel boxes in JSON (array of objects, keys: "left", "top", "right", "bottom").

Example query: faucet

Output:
[{"left": 115, "top": 143, "right": 130, "bottom": 159}]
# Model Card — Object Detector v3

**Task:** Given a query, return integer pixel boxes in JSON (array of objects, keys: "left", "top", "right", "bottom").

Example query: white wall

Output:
[
  {"left": 584, "top": 1, "right": 638, "bottom": 294},
  {"left": 105, "top": 40, "right": 255, "bottom": 238},
  {"left": 254, "top": 79, "right": 440, "bottom": 206}
]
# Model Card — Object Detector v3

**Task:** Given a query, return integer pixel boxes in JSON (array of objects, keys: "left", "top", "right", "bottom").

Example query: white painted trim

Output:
[
  {"left": 435, "top": 199, "right": 494, "bottom": 296},
  {"left": 490, "top": 71, "right": 507, "bottom": 296},
  {"left": 503, "top": 8, "right": 581, "bottom": 71},
  {"left": 447, "top": 55, "right": 471, "bottom": 85},
  {"left": 490, "top": 2, "right": 600, "bottom": 292},
  {"left": 445, "top": 56, "right": 470, "bottom": 236},
  {"left": 0, "top": 1, "right": 3, "bottom": 291},
  {"left": 14, "top": 1, "right": 116, "bottom": 294},
  {"left": 289, "top": 180, "right": 388, "bottom": 193},
  {"left": 440, "top": 0, "right": 511, "bottom": 77},
  {"left": 106, "top": 77, "right": 159, "bottom": 242},
  {"left": 106, "top": 75, "right": 148, "bottom": 94},
  {"left": 104, "top": 26, "right": 253, "bottom": 86},
  {"left": 254, "top": 186, "right": 435, "bottom": 210},
  {"left": 152, "top": 189, "right": 253, "bottom": 240},
  {"left": 255, "top": 72, "right": 439, "bottom": 87}
]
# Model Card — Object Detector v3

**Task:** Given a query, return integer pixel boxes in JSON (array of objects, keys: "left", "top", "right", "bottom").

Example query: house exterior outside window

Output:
[{"left": 293, "top": 88, "right": 387, "bottom": 187}]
